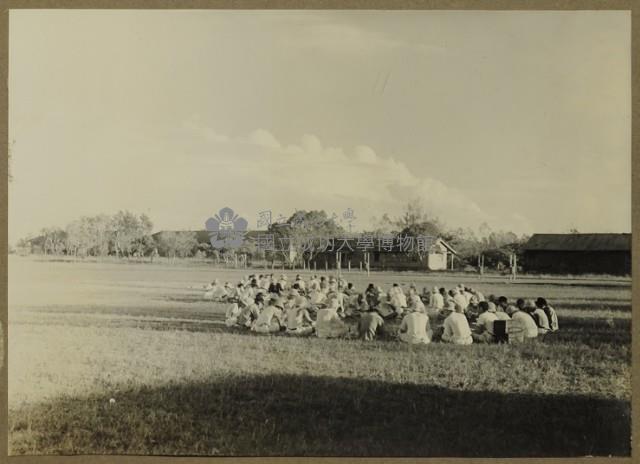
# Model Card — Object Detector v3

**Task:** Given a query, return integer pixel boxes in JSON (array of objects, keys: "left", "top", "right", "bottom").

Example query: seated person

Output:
[
  {"left": 506, "top": 304, "right": 538, "bottom": 340},
  {"left": 536, "top": 297, "right": 558, "bottom": 332},
  {"left": 204, "top": 279, "right": 228, "bottom": 301},
  {"left": 342, "top": 292, "right": 361, "bottom": 317},
  {"left": 442, "top": 303, "right": 473, "bottom": 345},
  {"left": 268, "top": 280, "right": 283, "bottom": 295},
  {"left": 451, "top": 289, "right": 468, "bottom": 311},
  {"left": 389, "top": 289, "right": 408, "bottom": 316},
  {"left": 407, "top": 294, "right": 426, "bottom": 314},
  {"left": 316, "top": 297, "right": 349, "bottom": 339},
  {"left": 358, "top": 307, "right": 385, "bottom": 341},
  {"left": 224, "top": 301, "right": 242, "bottom": 327},
  {"left": 525, "top": 299, "right": 550, "bottom": 335},
  {"left": 429, "top": 286, "right": 444, "bottom": 311},
  {"left": 308, "top": 289, "right": 327, "bottom": 307},
  {"left": 495, "top": 296, "right": 511, "bottom": 320},
  {"left": 353, "top": 293, "right": 369, "bottom": 314},
  {"left": 364, "top": 284, "right": 378, "bottom": 308},
  {"left": 285, "top": 295, "right": 314, "bottom": 336},
  {"left": 472, "top": 301, "right": 498, "bottom": 343},
  {"left": 236, "top": 294, "right": 263, "bottom": 328},
  {"left": 465, "top": 295, "right": 481, "bottom": 323},
  {"left": 343, "top": 282, "right": 357, "bottom": 296},
  {"left": 398, "top": 306, "right": 431, "bottom": 344},
  {"left": 294, "top": 275, "right": 306, "bottom": 291},
  {"left": 376, "top": 291, "right": 397, "bottom": 319},
  {"left": 253, "top": 297, "right": 284, "bottom": 333},
  {"left": 308, "top": 275, "right": 320, "bottom": 291}
]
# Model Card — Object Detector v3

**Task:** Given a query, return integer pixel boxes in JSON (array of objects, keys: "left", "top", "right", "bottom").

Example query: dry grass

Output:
[{"left": 8, "top": 256, "right": 632, "bottom": 456}]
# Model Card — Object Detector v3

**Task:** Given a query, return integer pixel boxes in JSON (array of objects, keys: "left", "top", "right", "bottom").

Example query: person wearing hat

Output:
[
  {"left": 253, "top": 296, "right": 285, "bottom": 333},
  {"left": 407, "top": 294, "right": 426, "bottom": 314},
  {"left": 398, "top": 303, "right": 431, "bottom": 344},
  {"left": 442, "top": 302, "right": 473, "bottom": 345},
  {"left": 506, "top": 303, "right": 538, "bottom": 340},
  {"left": 389, "top": 284, "right": 408, "bottom": 316},
  {"left": 536, "top": 297, "right": 558, "bottom": 332},
  {"left": 472, "top": 301, "right": 498, "bottom": 343},
  {"left": 525, "top": 299, "right": 551, "bottom": 335},
  {"left": 472, "top": 288, "right": 486, "bottom": 303},
  {"left": 429, "top": 286, "right": 444, "bottom": 311},
  {"left": 316, "top": 296, "right": 349, "bottom": 338}
]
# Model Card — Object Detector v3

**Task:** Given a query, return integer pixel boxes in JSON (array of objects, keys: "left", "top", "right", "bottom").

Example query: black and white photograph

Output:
[{"left": 7, "top": 8, "right": 632, "bottom": 457}]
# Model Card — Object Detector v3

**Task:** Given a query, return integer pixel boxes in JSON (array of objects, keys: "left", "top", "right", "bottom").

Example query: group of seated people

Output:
[{"left": 203, "top": 273, "right": 559, "bottom": 345}]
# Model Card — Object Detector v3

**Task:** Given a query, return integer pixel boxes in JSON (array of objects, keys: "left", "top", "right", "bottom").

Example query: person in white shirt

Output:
[
  {"left": 204, "top": 279, "right": 228, "bottom": 301},
  {"left": 315, "top": 297, "right": 349, "bottom": 338},
  {"left": 284, "top": 294, "right": 314, "bottom": 336},
  {"left": 398, "top": 306, "right": 431, "bottom": 344},
  {"left": 429, "top": 286, "right": 444, "bottom": 311},
  {"left": 495, "top": 296, "right": 512, "bottom": 321},
  {"left": 253, "top": 297, "right": 284, "bottom": 333},
  {"left": 294, "top": 275, "right": 306, "bottom": 292},
  {"left": 442, "top": 303, "right": 473, "bottom": 345},
  {"left": 472, "top": 301, "right": 498, "bottom": 343},
  {"left": 389, "top": 284, "right": 408, "bottom": 316},
  {"left": 237, "top": 294, "right": 263, "bottom": 329},
  {"left": 224, "top": 301, "right": 242, "bottom": 327},
  {"left": 507, "top": 304, "right": 538, "bottom": 340},
  {"left": 407, "top": 294, "right": 426, "bottom": 314},
  {"left": 452, "top": 289, "right": 468, "bottom": 312}
]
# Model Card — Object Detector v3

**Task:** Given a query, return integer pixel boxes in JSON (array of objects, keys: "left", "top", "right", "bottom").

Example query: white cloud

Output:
[
  {"left": 248, "top": 129, "right": 281, "bottom": 150},
  {"left": 178, "top": 124, "right": 497, "bottom": 232}
]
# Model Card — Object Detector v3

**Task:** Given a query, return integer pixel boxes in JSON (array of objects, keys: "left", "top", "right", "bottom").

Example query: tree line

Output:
[{"left": 15, "top": 202, "right": 530, "bottom": 270}]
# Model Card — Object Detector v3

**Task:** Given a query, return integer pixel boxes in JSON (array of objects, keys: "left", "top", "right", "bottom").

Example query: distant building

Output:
[
  {"left": 311, "top": 237, "right": 458, "bottom": 272},
  {"left": 522, "top": 233, "right": 631, "bottom": 275}
]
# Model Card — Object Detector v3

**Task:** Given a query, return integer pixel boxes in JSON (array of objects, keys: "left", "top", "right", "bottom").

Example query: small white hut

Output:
[{"left": 427, "top": 238, "right": 458, "bottom": 270}]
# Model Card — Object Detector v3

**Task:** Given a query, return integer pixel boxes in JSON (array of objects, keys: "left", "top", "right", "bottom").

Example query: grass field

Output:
[{"left": 8, "top": 256, "right": 632, "bottom": 456}]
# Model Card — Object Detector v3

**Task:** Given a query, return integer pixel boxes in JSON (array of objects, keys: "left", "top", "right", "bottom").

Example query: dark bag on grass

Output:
[{"left": 493, "top": 320, "right": 509, "bottom": 344}]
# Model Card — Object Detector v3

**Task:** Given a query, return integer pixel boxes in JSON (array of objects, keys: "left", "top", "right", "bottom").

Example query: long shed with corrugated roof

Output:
[{"left": 522, "top": 233, "right": 631, "bottom": 275}]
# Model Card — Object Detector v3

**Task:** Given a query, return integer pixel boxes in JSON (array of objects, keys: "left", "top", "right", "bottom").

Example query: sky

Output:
[{"left": 9, "top": 10, "right": 631, "bottom": 242}]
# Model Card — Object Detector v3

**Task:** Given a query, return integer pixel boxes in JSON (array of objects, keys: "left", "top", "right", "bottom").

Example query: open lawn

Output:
[{"left": 8, "top": 256, "right": 632, "bottom": 456}]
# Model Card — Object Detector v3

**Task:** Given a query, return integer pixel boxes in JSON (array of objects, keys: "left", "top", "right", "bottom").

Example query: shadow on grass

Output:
[{"left": 9, "top": 373, "right": 630, "bottom": 457}]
